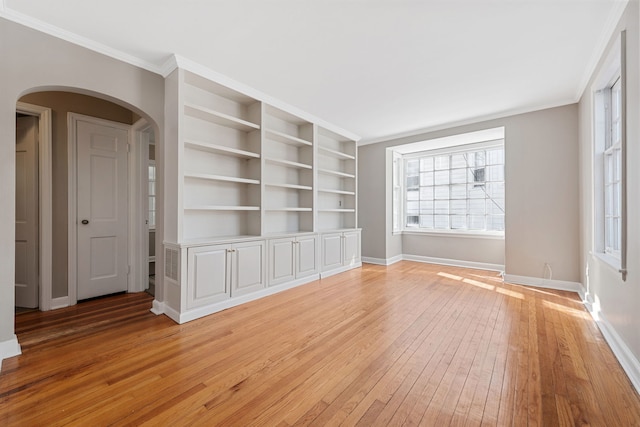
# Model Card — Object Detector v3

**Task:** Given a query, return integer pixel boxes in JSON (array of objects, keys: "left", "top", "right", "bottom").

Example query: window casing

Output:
[
  {"left": 401, "top": 142, "right": 505, "bottom": 234},
  {"left": 148, "top": 161, "right": 156, "bottom": 229},
  {"left": 603, "top": 77, "right": 622, "bottom": 257}
]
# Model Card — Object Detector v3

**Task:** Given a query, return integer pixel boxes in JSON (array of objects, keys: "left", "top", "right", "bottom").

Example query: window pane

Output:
[
  {"left": 487, "top": 215, "right": 505, "bottom": 231},
  {"left": 474, "top": 151, "right": 485, "bottom": 167},
  {"left": 148, "top": 211, "right": 155, "bottom": 228},
  {"left": 148, "top": 181, "right": 156, "bottom": 196},
  {"left": 486, "top": 148, "right": 504, "bottom": 165},
  {"left": 435, "top": 200, "right": 449, "bottom": 214},
  {"left": 469, "top": 215, "right": 485, "bottom": 230},
  {"left": 469, "top": 199, "right": 485, "bottom": 215},
  {"left": 487, "top": 199, "right": 505, "bottom": 215},
  {"left": 435, "top": 186, "right": 449, "bottom": 199},
  {"left": 451, "top": 215, "right": 467, "bottom": 229},
  {"left": 406, "top": 215, "right": 419, "bottom": 227},
  {"left": 407, "top": 175, "right": 419, "bottom": 189},
  {"left": 407, "top": 189, "right": 419, "bottom": 201},
  {"left": 420, "top": 200, "right": 434, "bottom": 214},
  {"left": 407, "top": 159, "right": 419, "bottom": 175},
  {"left": 434, "top": 170, "right": 449, "bottom": 185},
  {"left": 468, "top": 185, "right": 485, "bottom": 199},
  {"left": 420, "top": 157, "right": 434, "bottom": 171},
  {"left": 435, "top": 215, "right": 449, "bottom": 229},
  {"left": 420, "top": 172, "right": 434, "bottom": 186},
  {"left": 451, "top": 185, "right": 466, "bottom": 199},
  {"left": 451, "top": 154, "right": 466, "bottom": 169},
  {"left": 435, "top": 155, "right": 450, "bottom": 170},
  {"left": 487, "top": 182, "right": 505, "bottom": 198},
  {"left": 407, "top": 201, "right": 419, "bottom": 214},
  {"left": 450, "top": 199, "right": 467, "bottom": 215},
  {"left": 420, "top": 215, "right": 434, "bottom": 228},
  {"left": 485, "top": 165, "right": 504, "bottom": 182},
  {"left": 420, "top": 187, "right": 434, "bottom": 200},
  {"left": 451, "top": 168, "right": 466, "bottom": 184}
]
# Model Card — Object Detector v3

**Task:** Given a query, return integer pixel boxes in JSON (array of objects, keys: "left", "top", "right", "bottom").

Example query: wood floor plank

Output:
[{"left": 2, "top": 262, "right": 640, "bottom": 426}]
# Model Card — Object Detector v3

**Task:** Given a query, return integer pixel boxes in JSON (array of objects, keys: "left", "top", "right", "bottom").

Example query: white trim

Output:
[
  {"left": 0, "top": 335, "right": 21, "bottom": 371},
  {"left": 16, "top": 102, "right": 53, "bottom": 311},
  {"left": 587, "top": 309, "right": 640, "bottom": 395},
  {"left": 0, "top": 7, "right": 161, "bottom": 75},
  {"left": 404, "top": 254, "right": 504, "bottom": 273},
  {"left": 129, "top": 119, "right": 151, "bottom": 293},
  {"left": 320, "top": 262, "right": 363, "bottom": 279},
  {"left": 50, "top": 296, "right": 70, "bottom": 310},
  {"left": 402, "top": 230, "right": 505, "bottom": 240},
  {"left": 362, "top": 255, "right": 403, "bottom": 266},
  {"left": 150, "top": 299, "right": 165, "bottom": 315},
  {"left": 175, "top": 274, "right": 320, "bottom": 324},
  {"left": 67, "top": 113, "right": 132, "bottom": 305},
  {"left": 503, "top": 273, "right": 584, "bottom": 294}
]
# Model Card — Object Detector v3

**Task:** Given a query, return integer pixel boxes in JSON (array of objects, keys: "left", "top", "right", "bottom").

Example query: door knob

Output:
[{"left": 81, "top": 219, "right": 89, "bottom": 225}]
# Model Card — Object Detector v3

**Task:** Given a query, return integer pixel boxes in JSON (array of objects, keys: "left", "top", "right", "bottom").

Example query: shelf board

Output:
[
  {"left": 184, "top": 103, "right": 260, "bottom": 132},
  {"left": 318, "top": 146, "right": 355, "bottom": 160},
  {"left": 265, "top": 183, "right": 313, "bottom": 191},
  {"left": 184, "top": 140, "right": 260, "bottom": 159},
  {"left": 318, "top": 188, "right": 355, "bottom": 195},
  {"left": 184, "top": 173, "right": 260, "bottom": 185},
  {"left": 185, "top": 206, "right": 260, "bottom": 211},
  {"left": 265, "top": 157, "right": 312, "bottom": 170},
  {"left": 317, "top": 168, "right": 355, "bottom": 178},
  {"left": 318, "top": 208, "right": 356, "bottom": 213},
  {"left": 265, "top": 207, "right": 313, "bottom": 212},
  {"left": 265, "top": 129, "right": 312, "bottom": 147}
]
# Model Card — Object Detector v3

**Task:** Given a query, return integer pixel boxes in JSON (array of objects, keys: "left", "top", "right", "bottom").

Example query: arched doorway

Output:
[{"left": 15, "top": 90, "right": 159, "bottom": 313}]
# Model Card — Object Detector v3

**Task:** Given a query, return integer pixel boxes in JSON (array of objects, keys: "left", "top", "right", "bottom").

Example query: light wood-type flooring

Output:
[{"left": 2, "top": 262, "right": 640, "bottom": 426}]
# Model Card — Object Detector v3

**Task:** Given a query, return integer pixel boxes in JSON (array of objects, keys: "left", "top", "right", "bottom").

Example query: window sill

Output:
[
  {"left": 402, "top": 229, "right": 504, "bottom": 240},
  {"left": 592, "top": 251, "right": 621, "bottom": 273}
]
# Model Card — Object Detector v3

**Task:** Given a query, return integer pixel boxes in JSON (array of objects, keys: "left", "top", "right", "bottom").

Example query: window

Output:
[
  {"left": 601, "top": 76, "right": 622, "bottom": 258},
  {"left": 402, "top": 143, "right": 505, "bottom": 233}
]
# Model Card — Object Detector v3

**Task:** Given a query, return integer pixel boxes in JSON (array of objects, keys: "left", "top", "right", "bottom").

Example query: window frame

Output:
[{"left": 396, "top": 139, "right": 505, "bottom": 237}]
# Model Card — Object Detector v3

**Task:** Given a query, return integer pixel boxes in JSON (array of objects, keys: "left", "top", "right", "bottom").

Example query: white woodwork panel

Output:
[
  {"left": 296, "top": 235, "right": 318, "bottom": 278},
  {"left": 268, "top": 238, "right": 295, "bottom": 286},
  {"left": 90, "top": 154, "right": 117, "bottom": 220},
  {"left": 232, "top": 241, "right": 266, "bottom": 296},
  {"left": 321, "top": 233, "right": 343, "bottom": 271},
  {"left": 343, "top": 231, "right": 361, "bottom": 267},
  {"left": 90, "top": 236, "right": 117, "bottom": 279},
  {"left": 188, "top": 245, "right": 230, "bottom": 308}
]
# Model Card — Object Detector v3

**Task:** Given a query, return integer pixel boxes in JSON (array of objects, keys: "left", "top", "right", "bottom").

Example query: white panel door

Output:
[
  {"left": 268, "top": 238, "right": 295, "bottom": 287},
  {"left": 232, "top": 240, "right": 266, "bottom": 296},
  {"left": 187, "top": 245, "right": 230, "bottom": 309},
  {"left": 343, "top": 231, "right": 360, "bottom": 267},
  {"left": 15, "top": 116, "right": 39, "bottom": 308},
  {"left": 76, "top": 119, "right": 129, "bottom": 300},
  {"left": 296, "top": 235, "right": 318, "bottom": 279},
  {"left": 321, "top": 233, "right": 343, "bottom": 271}
]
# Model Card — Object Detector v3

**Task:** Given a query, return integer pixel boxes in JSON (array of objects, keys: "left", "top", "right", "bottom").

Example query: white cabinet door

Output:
[
  {"left": 296, "top": 235, "right": 318, "bottom": 279},
  {"left": 343, "top": 231, "right": 361, "bottom": 267},
  {"left": 232, "top": 240, "right": 266, "bottom": 296},
  {"left": 187, "top": 244, "right": 230, "bottom": 309},
  {"left": 321, "top": 233, "right": 343, "bottom": 271},
  {"left": 268, "top": 238, "right": 295, "bottom": 286}
]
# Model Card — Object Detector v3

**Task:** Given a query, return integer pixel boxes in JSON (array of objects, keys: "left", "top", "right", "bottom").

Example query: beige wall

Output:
[
  {"left": 578, "top": 0, "right": 640, "bottom": 364},
  {"left": 358, "top": 103, "right": 579, "bottom": 281},
  {"left": 19, "top": 92, "right": 137, "bottom": 298},
  {"left": 0, "top": 17, "right": 164, "bottom": 347}
]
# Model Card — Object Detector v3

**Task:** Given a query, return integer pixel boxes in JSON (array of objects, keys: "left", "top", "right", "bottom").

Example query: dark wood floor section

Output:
[{"left": 2, "top": 262, "right": 640, "bottom": 426}]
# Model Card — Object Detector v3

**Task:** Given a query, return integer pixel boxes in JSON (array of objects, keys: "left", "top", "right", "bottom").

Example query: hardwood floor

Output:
[{"left": 2, "top": 262, "right": 640, "bottom": 426}]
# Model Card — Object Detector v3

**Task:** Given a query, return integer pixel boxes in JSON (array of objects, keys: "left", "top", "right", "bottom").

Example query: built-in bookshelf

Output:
[
  {"left": 316, "top": 127, "right": 357, "bottom": 230},
  {"left": 263, "top": 105, "right": 314, "bottom": 234},
  {"left": 181, "top": 71, "right": 262, "bottom": 240}
]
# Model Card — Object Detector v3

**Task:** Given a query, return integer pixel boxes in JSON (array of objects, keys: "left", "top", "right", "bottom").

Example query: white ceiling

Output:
[{"left": 2, "top": 0, "right": 627, "bottom": 142}]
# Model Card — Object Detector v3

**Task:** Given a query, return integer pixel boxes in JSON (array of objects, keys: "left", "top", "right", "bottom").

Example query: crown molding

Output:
[{"left": 0, "top": 5, "right": 163, "bottom": 76}]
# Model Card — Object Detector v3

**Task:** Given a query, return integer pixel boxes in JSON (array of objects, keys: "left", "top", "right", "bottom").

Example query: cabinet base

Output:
[{"left": 320, "top": 262, "right": 362, "bottom": 279}]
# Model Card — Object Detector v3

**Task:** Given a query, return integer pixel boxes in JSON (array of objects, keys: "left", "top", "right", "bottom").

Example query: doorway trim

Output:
[
  {"left": 130, "top": 118, "right": 151, "bottom": 293},
  {"left": 16, "top": 102, "right": 53, "bottom": 311},
  {"left": 68, "top": 113, "right": 135, "bottom": 304}
]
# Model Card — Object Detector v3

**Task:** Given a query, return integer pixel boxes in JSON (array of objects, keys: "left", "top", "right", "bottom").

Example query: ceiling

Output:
[{"left": 1, "top": 0, "right": 627, "bottom": 143}]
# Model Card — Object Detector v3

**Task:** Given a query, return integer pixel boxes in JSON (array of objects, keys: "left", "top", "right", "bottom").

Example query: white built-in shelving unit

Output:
[{"left": 163, "top": 66, "right": 361, "bottom": 324}]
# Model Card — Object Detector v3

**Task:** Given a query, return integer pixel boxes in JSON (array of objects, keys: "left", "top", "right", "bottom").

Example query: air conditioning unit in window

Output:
[{"left": 473, "top": 167, "right": 485, "bottom": 187}]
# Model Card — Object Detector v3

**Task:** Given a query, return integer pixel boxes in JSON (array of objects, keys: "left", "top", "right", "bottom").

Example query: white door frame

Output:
[
  {"left": 68, "top": 113, "right": 143, "bottom": 304},
  {"left": 130, "top": 119, "right": 151, "bottom": 293},
  {"left": 16, "top": 102, "right": 53, "bottom": 311}
]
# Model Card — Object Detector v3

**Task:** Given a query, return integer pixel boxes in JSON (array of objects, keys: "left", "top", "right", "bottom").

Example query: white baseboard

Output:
[
  {"left": 320, "top": 262, "right": 362, "bottom": 279},
  {"left": 588, "top": 309, "right": 640, "bottom": 394},
  {"left": 503, "top": 274, "right": 584, "bottom": 294},
  {"left": 0, "top": 335, "right": 22, "bottom": 372},
  {"left": 150, "top": 299, "right": 165, "bottom": 315},
  {"left": 362, "top": 255, "right": 403, "bottom": 266},
  {"left": 50, "top": 296, "right": 70, "bottom": 310},
  {"left": 403, "top": 254, "right": 504, "bottom": 272}
]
